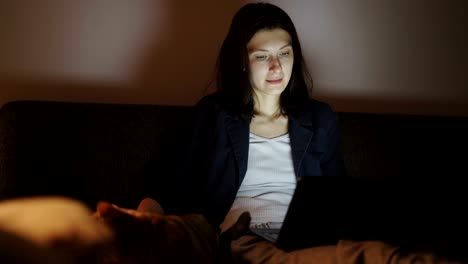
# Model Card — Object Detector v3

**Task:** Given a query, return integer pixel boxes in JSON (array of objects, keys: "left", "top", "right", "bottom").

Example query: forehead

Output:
[{"left": 247, "top": 28, "right": 292, "bottom": 52}]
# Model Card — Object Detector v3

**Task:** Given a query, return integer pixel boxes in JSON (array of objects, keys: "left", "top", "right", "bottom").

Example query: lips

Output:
[{"left": 266, "top": 78, "right": 283, "bottom": 84}]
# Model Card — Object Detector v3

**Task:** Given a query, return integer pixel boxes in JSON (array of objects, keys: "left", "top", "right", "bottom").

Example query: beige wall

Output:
[
  {"left": 1, "top": 0, "right": 467, "bottom": 116},
  {"left": 0, "top": 0, "right": 243, "bottom": 106},
  {"left": 270, "top": 0, "right": 468, "bottom": 116}
]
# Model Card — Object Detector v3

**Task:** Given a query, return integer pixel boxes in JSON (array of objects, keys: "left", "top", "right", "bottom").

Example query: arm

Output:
[{"left": 320, "top": 109, "right": 347, "bottom": 177}]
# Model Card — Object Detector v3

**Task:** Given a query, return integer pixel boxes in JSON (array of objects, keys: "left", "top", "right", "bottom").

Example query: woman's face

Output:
[{"left": 247, "top": 28, "right": 294, "bottom": 98}]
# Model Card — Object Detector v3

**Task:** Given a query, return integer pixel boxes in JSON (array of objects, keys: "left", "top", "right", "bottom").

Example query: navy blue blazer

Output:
[{"left": 177, "top": 94, "right": 346, "bottom": 229}]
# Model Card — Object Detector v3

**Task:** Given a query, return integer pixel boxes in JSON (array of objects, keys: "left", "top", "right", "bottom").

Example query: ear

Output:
[{"left": 137, "top": 198, "right": 165, "bottom": 214}]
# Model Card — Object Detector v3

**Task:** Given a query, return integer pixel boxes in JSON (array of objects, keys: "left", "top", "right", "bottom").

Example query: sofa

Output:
[{"left": 1, "top": 99, "right": 468, "bottom": 260}]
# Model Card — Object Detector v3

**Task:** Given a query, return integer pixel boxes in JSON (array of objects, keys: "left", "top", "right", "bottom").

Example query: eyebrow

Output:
[{"left": 249, "top": 44, "right": 292, "bottom": 52}]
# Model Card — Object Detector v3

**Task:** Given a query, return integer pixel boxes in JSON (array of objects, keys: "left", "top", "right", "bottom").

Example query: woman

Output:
[
  {"left": 179, "top": 1, "right": 346, "bottom": 234},
  {"left": 105, "top": 3, "right": 345, "bottom": 261}
]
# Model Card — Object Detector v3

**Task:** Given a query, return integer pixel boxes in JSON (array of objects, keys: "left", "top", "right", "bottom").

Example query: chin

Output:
[
  {"left": 253, "top": 84, "right": 287, "bottom": 97},
  {"left": 266, "top": 86, "right": 287, "bottom": 95}
]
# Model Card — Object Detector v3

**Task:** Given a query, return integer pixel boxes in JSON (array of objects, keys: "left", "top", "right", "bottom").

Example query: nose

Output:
[{"left": 269, "top": 57, "right": 281, "bottom": 73}]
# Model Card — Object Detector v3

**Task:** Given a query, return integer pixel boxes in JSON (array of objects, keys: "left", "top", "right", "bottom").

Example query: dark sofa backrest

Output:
[
  {"left": 1, "top": 100, "right": 467, "bottom": 210},
  {"left": 338, "top": 111, "right": 468, "bottom": 180},
  {"left": 0, "top": 101, "right": 195, "bottom": 209}
]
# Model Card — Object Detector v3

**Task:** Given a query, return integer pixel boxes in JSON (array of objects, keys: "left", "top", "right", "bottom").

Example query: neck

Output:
[{"left": 253, "top": 94, "right": 281, "bottom": 118}]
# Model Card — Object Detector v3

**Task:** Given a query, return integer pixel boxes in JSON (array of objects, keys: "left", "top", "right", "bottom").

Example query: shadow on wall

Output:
[
  {"left": 315, "top": 95, "right": 468, "bottom": 117},
  {"left": 130, "top": 0, "right": 243, "bottom": 105},
  {"left": 0, "top": 0, "right": 243, "bottom": 107},
  {"left": 2, "top": 76, "right": 467, "bottom": 117}
]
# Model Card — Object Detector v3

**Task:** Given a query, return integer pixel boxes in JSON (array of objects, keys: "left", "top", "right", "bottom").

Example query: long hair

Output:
[{"left": 212, "top": 2, "right": 312, "bottom": 118}]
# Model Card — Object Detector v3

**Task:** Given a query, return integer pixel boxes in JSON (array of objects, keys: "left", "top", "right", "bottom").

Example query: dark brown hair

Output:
[{"left": 212, "top": 2, "right": 313, "bottom": 118}]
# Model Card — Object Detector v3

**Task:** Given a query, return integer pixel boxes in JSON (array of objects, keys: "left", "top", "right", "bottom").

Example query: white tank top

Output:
[{"left": 219, "top": 132, "right": 296, "bottom": 232}]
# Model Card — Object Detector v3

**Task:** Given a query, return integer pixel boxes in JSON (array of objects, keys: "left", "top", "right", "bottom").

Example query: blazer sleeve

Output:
[{"left": 321, "top": 108, "right": 347, "bottom": 177}]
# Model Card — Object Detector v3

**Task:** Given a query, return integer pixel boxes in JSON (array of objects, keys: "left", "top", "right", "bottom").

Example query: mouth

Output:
[{"left": 266, "top": 78, "right": 283, "bottom": 84}]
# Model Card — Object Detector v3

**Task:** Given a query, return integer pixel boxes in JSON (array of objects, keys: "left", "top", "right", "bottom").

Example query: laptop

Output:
[{"left": 273, "top": 176, "right": 468, "bottom": 256}]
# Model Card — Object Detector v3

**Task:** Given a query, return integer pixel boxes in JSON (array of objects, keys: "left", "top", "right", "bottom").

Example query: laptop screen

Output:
[{"left": 275, "top": 176, "right": 468, "bottom": 257}]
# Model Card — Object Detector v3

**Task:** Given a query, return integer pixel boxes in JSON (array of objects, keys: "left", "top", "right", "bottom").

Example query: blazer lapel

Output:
[
  {"left": 225, "top": 112, "right": 314, "bottom": 181},
  {"left": 289, "top": 115, "right": 314, "bottom": 176},
  {"left": 225, "top": 114, "right": 250, "bottom": 182}
]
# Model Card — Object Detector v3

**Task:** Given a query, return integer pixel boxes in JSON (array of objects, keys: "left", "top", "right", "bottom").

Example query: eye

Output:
[
  {"left": 255, "top": 55, "right": 268, "bottom": 61},
  {"left": 279, "top": 51, "right": 291, "bottom": 57}
]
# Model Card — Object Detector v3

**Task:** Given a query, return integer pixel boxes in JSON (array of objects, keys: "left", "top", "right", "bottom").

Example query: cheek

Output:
[
  {"left": 284, "top": 63, "right": 294, "bottom": 78},
  {"left": 249, "top": 64, "right": 267, "bottom": 80},
  {"left": 284, "top": 59, "right": 294, "bottom": 72}
]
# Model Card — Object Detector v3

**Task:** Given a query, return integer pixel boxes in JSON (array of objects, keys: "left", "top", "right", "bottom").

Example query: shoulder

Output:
[
  {"left": 191, "top": 93, "right": 228, "bottom": 128},
  {"left": 194, "top": 93, "right": 223, "bottom": 113},
  {"left": 291, "top": 98, "right": 341, "bottom": 134},
  {"left": 194, "top": 93, "right": 246, "bottom": 121},
  {"left": 298, "top": 98, "right": 339, "bottom": 124}
]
